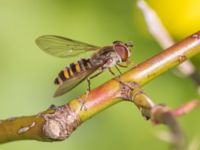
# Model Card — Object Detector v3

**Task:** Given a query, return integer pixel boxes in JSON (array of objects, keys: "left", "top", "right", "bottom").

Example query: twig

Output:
[{"left": 0, "top": 31, "right": 200, "bottom": 143}]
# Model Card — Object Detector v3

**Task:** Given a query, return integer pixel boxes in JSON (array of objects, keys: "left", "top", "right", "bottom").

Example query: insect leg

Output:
[
  {"left": 117, "top": 63, "right": 128, "bottom": 68},
  {"left": 77, "top": 97, "right": 87, "bottom": 112},
  {"left": 86, "top": 78, "right": 91, "bottom": 93},
  {"left": 108, "top": 66, "right": 122, "bottom": 76},
  {"left": 117, "top": 59, "right": 133, "bottom": 68},
  {"left": 115, "top": 65, "right": 122, "bottom": 75},
  {"left": 86, "top": 70, "right": 104, "bottom": 91},
  {"left": 108, "top": 68, "right": 116, "bottom": 76}
]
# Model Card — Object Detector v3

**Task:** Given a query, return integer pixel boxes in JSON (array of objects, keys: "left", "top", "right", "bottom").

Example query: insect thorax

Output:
[{"left": 90, "top": 46, "right": 121, "bottom": 69}]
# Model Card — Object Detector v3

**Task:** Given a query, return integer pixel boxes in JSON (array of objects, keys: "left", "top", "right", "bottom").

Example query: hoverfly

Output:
[{"left": 36, "top": 35, "right": 133, "bottom": 97}]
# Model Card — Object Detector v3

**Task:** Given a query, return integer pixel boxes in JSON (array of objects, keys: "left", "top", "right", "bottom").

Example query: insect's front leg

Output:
[
  {"left": 108, "top": 65, "right": 123, "bottom": 75},
  {"left": 108, "top": 68, "right": 116, "bottom": 76},
  {"left": 114, "top": 65, "right": 122, "bottom": 75},
  {"left": 117, "top": 63, "right": 128, "bottom": 68},
  {"left": 117, "top": 59, "right": 133, "bottom": 68}
]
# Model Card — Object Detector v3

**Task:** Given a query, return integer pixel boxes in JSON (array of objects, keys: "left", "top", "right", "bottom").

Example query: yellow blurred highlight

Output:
[{"left": 147, "top": 0, "right": 200, "bottom": 39}]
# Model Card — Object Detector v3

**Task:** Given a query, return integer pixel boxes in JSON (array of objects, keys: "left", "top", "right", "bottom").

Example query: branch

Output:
[{"left": 0, "top": 31, "right": 200, "bottom": 144}]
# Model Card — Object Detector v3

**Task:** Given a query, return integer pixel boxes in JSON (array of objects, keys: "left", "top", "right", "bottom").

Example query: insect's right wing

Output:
[
  {"left": 54, "top": 66, "right": 98, "bottom": 97},
  {"left": 35, "top": 35, "right": 100, "bottom": 58}
]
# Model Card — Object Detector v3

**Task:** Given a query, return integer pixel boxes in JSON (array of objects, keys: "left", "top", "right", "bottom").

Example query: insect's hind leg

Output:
[
  {"left": 80, "top": 70, "right": 104, "bottom": 111},
  {"left": 86, "top": 70, "right": 104, "bottom": 92}
]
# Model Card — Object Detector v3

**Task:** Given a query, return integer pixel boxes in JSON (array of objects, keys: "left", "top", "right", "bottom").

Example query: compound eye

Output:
[{"left": 114, "top": 44, "right": 129, "bottom": 62}]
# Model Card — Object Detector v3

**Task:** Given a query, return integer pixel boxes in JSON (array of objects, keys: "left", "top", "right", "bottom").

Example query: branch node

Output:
[
  {"left": 118, "top": 79, "right": 140, "bottom": 100},
  {"left": 43, "top": 104, "right": 80, "bottom": 140},
  {"left": 150, "top": 104, "right": 169, "bottom": 125},
  {"left": 117, "top": 79, "right": 155, "bottom": 119}
]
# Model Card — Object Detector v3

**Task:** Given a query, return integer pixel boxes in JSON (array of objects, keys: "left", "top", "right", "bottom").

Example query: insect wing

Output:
[
  {"left": 54, "top": 67, "right": 98, "bottom": 97},
  {"left": 35, "top": 35, "right": 100, "bottom": 58}
]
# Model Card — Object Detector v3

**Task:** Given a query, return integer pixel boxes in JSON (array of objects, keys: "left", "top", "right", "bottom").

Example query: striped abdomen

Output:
[{"left": 54, "top": 58, "right": 94, "bottom": 85}]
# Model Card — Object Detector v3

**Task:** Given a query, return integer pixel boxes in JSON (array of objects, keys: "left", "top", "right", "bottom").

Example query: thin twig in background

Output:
[{"left": 137, "top": 0, "right": 200, "bottom": 95}]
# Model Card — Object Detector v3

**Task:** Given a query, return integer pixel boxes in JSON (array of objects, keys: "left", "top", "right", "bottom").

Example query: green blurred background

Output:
[{"left": 0, "top": 0, "right": 200, "bottom": 149}]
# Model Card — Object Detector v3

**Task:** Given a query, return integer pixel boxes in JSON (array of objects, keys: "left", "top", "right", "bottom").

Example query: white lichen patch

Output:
[
  {"left": 17, "top": 122, "right": 36, "bottom": 135},
  {"left": 30, "top": 121, "right": 36, "bottom": 128},
  {"left": 18, "top": 126, "right": 30, "bottom": 134},
  {"left": 43, "top": 120, "right": 61, "bottom": 139},
  {"left": 43, "top": 104, "right": 80, "bottom": 140}
]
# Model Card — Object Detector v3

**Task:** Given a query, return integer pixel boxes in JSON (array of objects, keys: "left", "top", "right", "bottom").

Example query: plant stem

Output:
[{"left": 0, "top": 31, "right": 200, "bottom": 143}]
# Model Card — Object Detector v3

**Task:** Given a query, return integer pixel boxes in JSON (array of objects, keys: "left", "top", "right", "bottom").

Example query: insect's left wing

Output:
[
  {"left": 54, "top": 66, "right": 98, "bottom": 97},
  {"left": 35, "top": 35, "right": 100, "bottom": 58}
]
